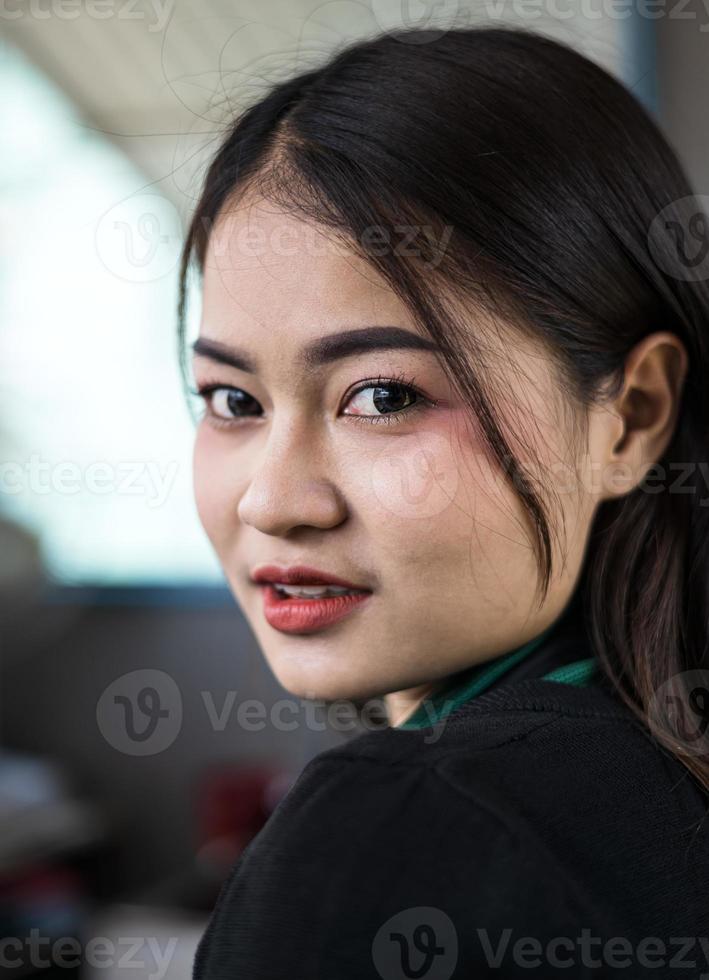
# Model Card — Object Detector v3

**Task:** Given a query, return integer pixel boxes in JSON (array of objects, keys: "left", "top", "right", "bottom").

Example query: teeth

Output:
[{"left": 274, "top": 584, "right": 355, "bottom": 598}]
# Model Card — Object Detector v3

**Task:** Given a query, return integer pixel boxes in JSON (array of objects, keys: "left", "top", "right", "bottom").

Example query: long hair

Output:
[{"left": 177, "top": 25, "right": 709, "bottom": 793}]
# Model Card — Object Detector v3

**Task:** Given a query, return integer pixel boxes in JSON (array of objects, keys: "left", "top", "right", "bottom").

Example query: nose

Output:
[{"left": 236, "top": 422, "right": 347, "bottom": 536}]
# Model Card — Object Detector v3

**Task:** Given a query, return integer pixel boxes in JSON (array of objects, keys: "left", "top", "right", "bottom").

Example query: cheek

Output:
[
  {"left": 367, "top": 435, "right": 459, "bottom": 523},
  {"left": 359, "top": 410, "right": 495, "bottom": 536},
  {"left": 192, "top": 426, "right": 236, "bottom": 549},
  {"left": 359, "top": 421, "right": 537, "bottom": 594},
  {"left": 349, "top": 424, "right": 473, "bottom": 570}
]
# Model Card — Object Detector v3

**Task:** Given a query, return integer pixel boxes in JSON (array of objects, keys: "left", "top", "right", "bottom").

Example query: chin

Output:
[{"left": 265, "top": 652, "right": 378, "bottom": 704}]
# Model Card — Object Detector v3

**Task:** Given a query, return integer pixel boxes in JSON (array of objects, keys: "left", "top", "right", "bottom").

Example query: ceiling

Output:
[{"left": 2, "top": 0, "right": 628, "bottom": 217}]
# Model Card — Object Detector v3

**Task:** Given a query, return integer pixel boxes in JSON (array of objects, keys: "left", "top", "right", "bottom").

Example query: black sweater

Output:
[{"left": 192, "top": 604, "right": 709, "bottom": 978}]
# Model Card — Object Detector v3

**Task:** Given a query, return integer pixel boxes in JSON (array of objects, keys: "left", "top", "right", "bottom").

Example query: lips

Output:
[
  {"left": 251, "top": 563, "right": 371, "bottom": 591},
  {"left": 251, "top": 563, "right": 373, "bottom": 634},
  {"left": 260, "top": 584, "right": 372, "bottom": 634}
]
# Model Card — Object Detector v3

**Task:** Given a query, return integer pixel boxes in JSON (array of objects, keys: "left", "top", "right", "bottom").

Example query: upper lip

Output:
[{"left": 250, "top": 564, "right": 371, "bottom": 591}]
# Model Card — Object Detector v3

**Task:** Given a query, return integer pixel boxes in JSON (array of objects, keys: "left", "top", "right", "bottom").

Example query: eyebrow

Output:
[{"left": 191, "top": 326, "right": 440, "bottom": 372}]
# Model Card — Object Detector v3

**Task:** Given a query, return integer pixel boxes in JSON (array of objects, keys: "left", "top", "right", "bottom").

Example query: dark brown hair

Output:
[{"left": 178, "top": 25, "right": 709, "bottom": 793}]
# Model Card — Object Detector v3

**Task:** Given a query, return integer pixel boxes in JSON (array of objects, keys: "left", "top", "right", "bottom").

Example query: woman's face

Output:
[{"left": 192, "top": 192, "right": 605, "bottom": 705}]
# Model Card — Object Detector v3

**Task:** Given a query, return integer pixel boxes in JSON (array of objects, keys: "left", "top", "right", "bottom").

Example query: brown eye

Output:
[
  {"left": 195, "top": 385, "right": 261, "bottom": 421},
  {"left": 343, "top": 381, "right": 420, "bottom": 422}
]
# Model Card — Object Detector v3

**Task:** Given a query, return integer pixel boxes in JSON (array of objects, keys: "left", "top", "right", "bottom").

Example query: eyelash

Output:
[{"left": 189, "top": 372, "right": 438, "bottom": 430}]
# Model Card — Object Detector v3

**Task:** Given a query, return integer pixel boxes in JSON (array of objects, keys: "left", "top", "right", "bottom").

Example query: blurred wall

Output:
[
  {"left": 656, "top": 0, "right": 709, "bottom": 195},
  {"left": 1, "top": 593, "right": 348, "bottom": 897}
]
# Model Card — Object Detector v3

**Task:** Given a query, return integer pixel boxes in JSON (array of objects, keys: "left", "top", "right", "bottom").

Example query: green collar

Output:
[{"left": 396, "top": 624, "right": 598, "bottom": 730}]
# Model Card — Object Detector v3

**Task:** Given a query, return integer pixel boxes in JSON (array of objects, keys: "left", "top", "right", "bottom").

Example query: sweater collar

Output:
[{"left": 396, "top": 592, "right": 598, "bottom": 730}]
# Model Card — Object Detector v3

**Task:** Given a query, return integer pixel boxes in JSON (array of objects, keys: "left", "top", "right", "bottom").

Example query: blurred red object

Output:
[{"left": 194, "top": 766, "right": 294, "bottom": 877}]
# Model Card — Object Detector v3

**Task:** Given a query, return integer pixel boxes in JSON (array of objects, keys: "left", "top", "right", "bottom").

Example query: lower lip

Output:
[{"left": 260, "top": 584, "right": 372, "bottom": 634}]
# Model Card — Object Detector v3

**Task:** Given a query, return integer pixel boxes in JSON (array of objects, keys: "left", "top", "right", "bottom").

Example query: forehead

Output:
[{"left": 200, "top": 194, "right": 413, "bottom": 355}]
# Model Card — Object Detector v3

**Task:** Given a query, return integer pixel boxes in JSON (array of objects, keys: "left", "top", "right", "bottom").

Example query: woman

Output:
[{"left": 181, "top": 25, "right": 709, "bottom": 978}]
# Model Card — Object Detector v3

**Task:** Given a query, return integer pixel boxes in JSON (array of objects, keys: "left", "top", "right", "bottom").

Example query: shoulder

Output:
[
  {"left": 194, "top": 680, "right": 709, "bottom": 978},
  {"left": 195, "top": 752, "right": 605, "bottom": 979},
  {"left": 301, "top": 675, "right": 673, "bottom": 822},
  {"left": 195, "top": 682, "right": 663, "bottom": 978}
]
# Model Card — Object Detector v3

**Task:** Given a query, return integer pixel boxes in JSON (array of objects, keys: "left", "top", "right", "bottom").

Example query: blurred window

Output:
[{"left": 0, "top": 40, "right": 221, "bottom": 585}]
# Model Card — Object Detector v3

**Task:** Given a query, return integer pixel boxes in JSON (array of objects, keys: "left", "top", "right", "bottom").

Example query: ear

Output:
[{"left": 599, "top": 331, "right": 689, "bottom": 501}]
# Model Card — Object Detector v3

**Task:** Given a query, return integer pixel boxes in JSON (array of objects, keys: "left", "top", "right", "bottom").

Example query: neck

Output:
[
  {"left": 383, "top": 608, "right": 578, "bottom": 729},
  {"left": 385, "top": 679, "right": 446, "bottom": 727}
]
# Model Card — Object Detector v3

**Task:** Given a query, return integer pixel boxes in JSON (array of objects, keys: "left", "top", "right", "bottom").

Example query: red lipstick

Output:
[
  {"left": 260, "top": 586, "right": 371, "bottom": 633},
  {"left": 251, "top": 564, "right": 373, "bottom": 634}
]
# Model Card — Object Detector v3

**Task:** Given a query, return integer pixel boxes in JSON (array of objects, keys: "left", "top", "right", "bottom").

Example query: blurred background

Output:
[{"left": 0, "top": 0, "right": 706, "bottom": 976}]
